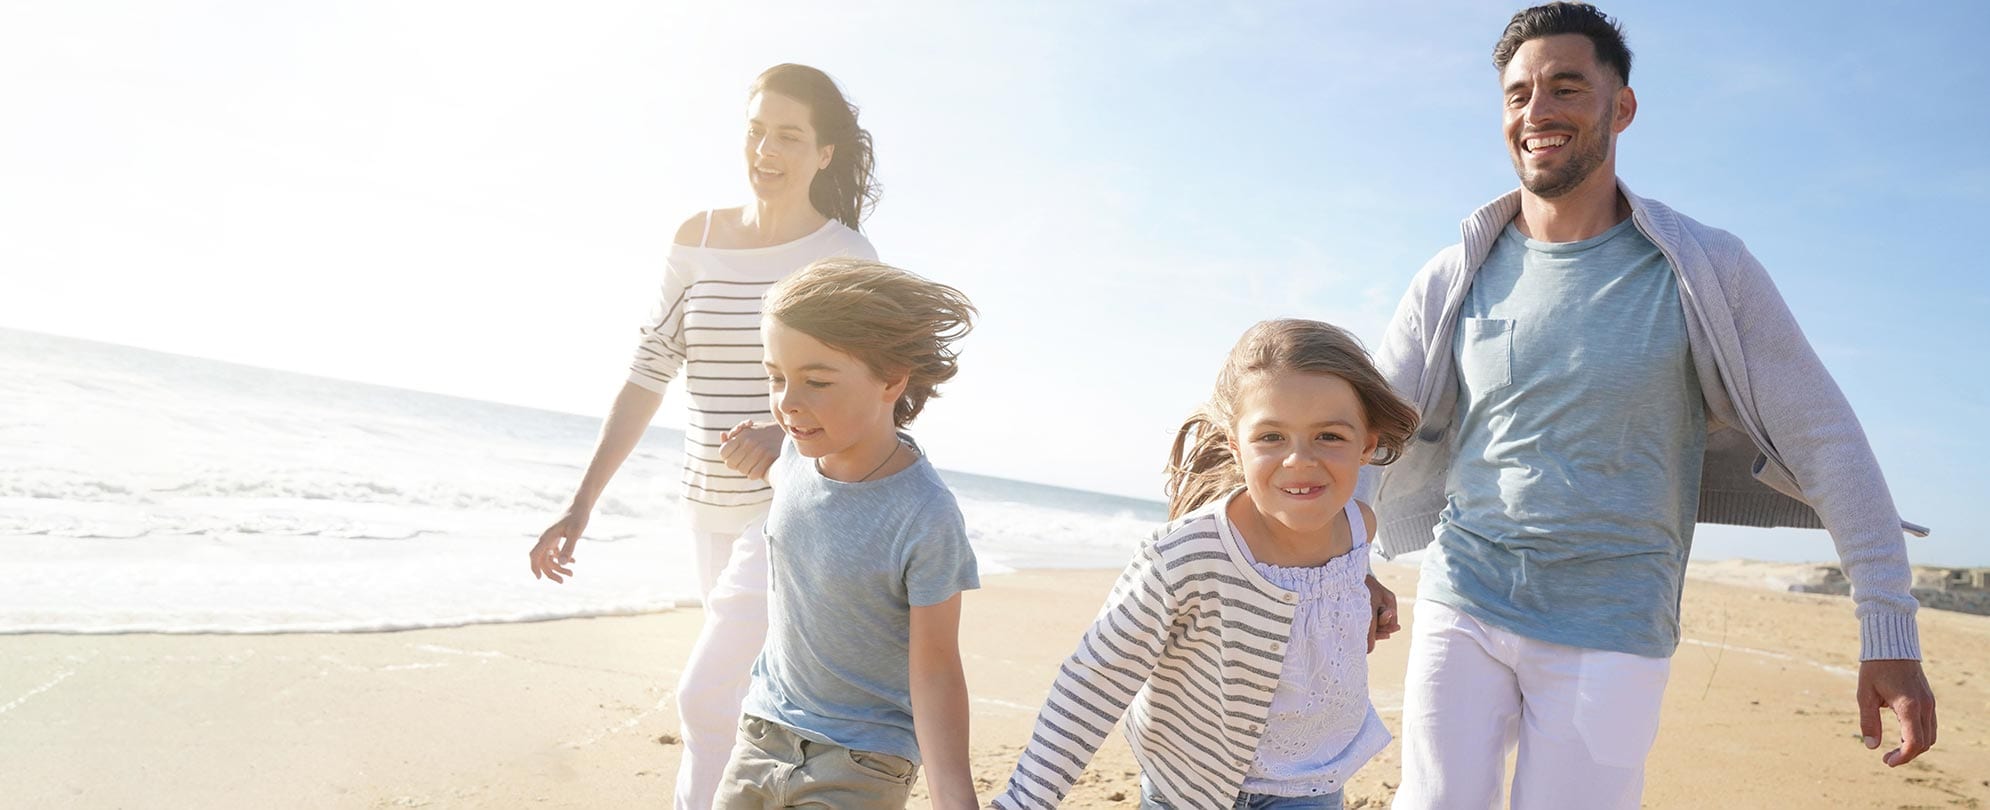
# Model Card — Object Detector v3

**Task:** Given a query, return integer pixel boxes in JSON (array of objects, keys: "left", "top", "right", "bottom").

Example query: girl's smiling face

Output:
[
  {"left": 762, "top": 317, "right": 903, "bottom": 471},
  {"left": 1229, "top": 371, "right": 1377, "bottom": 543}
]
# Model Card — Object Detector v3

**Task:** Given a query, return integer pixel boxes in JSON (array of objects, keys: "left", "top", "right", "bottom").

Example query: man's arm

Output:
[{"left": 1719, "top": 240, "right": 1934, "bottom": 766}]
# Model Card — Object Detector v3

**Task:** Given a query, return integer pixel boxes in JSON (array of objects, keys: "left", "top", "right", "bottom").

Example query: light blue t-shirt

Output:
[
  {"left": 741, "top": 436, "right": 980, "bottom": 763},
  {"left": 1423, "top": 218, "right": 1707, "bottom": 658}
]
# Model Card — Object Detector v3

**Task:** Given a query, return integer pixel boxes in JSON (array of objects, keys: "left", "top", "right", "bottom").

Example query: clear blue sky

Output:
[{"left": 3, "top": 1, "right": 1984, "bottom": 565}]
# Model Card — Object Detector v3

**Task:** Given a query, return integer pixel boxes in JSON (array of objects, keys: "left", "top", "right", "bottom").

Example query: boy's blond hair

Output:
[{"left": 764, "top": 258, "right": 976, "bottom": 427}]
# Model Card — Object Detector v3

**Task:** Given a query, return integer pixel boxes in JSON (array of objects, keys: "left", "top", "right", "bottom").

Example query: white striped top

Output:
[
  {"left": 993, "top": 495, "right": 1349, "bottom": 808},
  {"left": 626, "top": 217, "right": 876, "bottom": 530}
]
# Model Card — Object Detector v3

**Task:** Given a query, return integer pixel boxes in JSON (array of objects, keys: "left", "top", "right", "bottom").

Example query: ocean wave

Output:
[
  {"left": 0, "top": 330, "right": 1162, "bottom": 633},
  {"left": 3, "top": 600, "right": 704, "bottom": 635},
  {"left": 0, "top": 474, "right": 137, "bottom": 501}
]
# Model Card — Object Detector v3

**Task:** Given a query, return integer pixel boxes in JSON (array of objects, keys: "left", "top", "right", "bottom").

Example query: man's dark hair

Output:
[{"left": 1493, "top": 3, "right": 1632, "bottom": 86}]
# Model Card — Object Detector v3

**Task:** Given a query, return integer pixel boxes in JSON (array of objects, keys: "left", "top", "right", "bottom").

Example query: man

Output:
[{"left": 1357, "top": 4, "right": 1939, "bottom": 808}]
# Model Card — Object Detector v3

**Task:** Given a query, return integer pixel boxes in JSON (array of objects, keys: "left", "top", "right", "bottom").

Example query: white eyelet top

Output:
[{"left": 1233, "top": 499, "right": 1392, "bottom": 796}]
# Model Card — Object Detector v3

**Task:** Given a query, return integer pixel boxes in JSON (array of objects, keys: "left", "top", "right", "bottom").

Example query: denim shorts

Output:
[{"left": 1140, "top": 776, "right": 1344, "bottom": 810}]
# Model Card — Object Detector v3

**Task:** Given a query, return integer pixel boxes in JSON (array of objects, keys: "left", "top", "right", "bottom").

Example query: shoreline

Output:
[{"left": 8, "top": 555, "right": 1986, "bottom": 639}]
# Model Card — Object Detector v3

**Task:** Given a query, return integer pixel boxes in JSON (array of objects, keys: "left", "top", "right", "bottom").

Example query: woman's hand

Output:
[
  {"left": 529, "top": 508, "right": 588, "bottom": 583},
  {"left": 720, "top": 420, "right": 786, "bottom": 481},
  {"left": 531, "top": 382, "right": 664, "bottom": 584}
]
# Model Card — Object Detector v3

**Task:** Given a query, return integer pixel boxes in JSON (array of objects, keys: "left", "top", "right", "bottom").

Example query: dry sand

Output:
[{"left": 3, "top": 563, "right": 1986, "bottom": 809}]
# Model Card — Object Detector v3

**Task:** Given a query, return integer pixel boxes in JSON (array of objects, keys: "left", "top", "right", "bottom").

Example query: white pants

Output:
[
  {"left": 1392, "top": 599, "right": 1671, "bottom": 810},
  {"left": 674, "top": 524, "right": 771, "bottom": 810}
]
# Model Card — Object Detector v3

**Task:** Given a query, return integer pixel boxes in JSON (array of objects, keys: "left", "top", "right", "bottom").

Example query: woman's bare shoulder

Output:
[{"left": 673, "top": 207, "right": 741, "bottom": 247}]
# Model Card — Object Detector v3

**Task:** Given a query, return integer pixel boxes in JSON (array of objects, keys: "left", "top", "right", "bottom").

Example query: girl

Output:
[
  {"left": 524, "top": 64, "right": 879, "bottom": 809},
  {"left": 991, "top": 319, "right": 1418, "bottom": 809},
  {"left": 713, "top": 259, "right": 981, "bottom": 809}
]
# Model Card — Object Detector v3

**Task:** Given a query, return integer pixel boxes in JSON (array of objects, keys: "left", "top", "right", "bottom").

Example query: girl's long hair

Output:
[
  {"left": 750, "top": 64, "right": 878, "bottom": 231},
  {"left": 1164, "top": 319, "right": 1419, "bottom": 520}
]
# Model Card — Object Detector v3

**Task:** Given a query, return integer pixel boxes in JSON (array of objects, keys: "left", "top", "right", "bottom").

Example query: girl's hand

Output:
[
  {"left": 529, "top": 510, "right": 588, "bottom": 583},
  {"left": 1365, "top": 574, "right": 1400, "bottom": 653},
  {"left": 720, "top": 420, "right": 785, "bottom": 481}
]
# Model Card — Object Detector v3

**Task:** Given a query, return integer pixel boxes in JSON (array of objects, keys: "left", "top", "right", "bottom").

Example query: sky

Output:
[{"left": 3, "top": 1, "right": 1986, "bottom": 566}]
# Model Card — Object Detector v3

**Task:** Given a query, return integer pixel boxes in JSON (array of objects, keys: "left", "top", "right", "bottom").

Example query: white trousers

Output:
[
  {"left": 674, "top": 524, "right": 771, "bottom": 810},
  {"left": 1392, "top": 599, "right": 1671, "bottom": 810}
]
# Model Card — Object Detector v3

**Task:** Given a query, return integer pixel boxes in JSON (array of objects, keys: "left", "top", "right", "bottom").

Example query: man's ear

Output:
[{"left": 1612, "top": 85, "right": 1638, "bottom": 134}]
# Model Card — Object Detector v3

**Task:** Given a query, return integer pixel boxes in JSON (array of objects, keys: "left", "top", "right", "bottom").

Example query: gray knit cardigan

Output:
[{"left": 1354, "top": 181, "right": 1924, "bottom": 661}]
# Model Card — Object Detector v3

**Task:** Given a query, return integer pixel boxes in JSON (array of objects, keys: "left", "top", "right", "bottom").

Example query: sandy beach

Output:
[{"left": 3, "top": 563, "right": 1986, "bottom": 809}]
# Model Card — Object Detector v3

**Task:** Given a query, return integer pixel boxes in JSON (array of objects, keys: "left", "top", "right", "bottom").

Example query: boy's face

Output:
[{"left": 762, "top": 317, "right": 903, "bottom": 464}]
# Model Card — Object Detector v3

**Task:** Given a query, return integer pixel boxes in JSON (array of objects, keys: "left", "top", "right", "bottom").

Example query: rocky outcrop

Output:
[{"left": 1786, "top": 565, "right": 1990, "bottom": 617}]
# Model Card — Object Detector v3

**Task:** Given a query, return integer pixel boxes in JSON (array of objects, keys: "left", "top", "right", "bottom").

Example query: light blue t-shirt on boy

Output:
[
  {"left": 741, "top": 436, "right": 979, "bottom": 764},
  {"left": 1422, "top": 217, "right": 1707, "bottom": 659}
]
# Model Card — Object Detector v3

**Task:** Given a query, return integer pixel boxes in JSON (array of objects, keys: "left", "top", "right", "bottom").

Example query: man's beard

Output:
[{"left": 1513, "top": 106, "right": 1613, "bottom": 198}]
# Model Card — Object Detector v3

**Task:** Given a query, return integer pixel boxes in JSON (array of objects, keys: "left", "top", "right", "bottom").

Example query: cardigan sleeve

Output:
[
  {"left": 991, "top": 543, "right": 1177, "bottom": 809},
  {"left": 1355, "top": 252, "right": 1436, "bottom": 507},
  {"left": 1718, "top": 238, "right": 1920, "bottom": 661}
]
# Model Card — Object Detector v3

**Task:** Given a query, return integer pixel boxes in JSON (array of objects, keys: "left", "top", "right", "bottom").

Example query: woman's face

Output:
[{"left": 743, "top": 91, "right": 834, "bottom": 205}]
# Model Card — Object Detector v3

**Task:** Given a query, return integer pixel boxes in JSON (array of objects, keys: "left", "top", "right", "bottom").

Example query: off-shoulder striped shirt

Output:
[{"left": 627, "top": 217, "right": 876, "bottom": 529}]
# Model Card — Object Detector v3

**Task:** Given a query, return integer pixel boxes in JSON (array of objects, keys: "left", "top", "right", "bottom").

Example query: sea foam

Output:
[{"left": 0, "top": 328, "right": 1161, "bottom": 634}]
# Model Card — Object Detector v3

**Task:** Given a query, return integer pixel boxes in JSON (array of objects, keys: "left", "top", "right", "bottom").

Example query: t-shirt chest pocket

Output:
[{"left": 1458, "top": 317, "right": 1514, "bottom": 394}]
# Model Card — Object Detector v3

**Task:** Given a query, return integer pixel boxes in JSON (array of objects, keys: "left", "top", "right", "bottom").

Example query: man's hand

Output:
[
  {"left": 719, "top": 420, "right": 785, "bottom": 481},
  {"left": 1365, "top": 574, "right": 1400, "bottom": 654},
  {"left": 1858, "top": 659, "right": 1937, "bottom": 767}
]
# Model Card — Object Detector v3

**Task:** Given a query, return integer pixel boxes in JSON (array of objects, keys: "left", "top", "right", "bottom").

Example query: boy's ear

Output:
[{"left": 881, "top": 374, "right": 909, "bottom": 401}]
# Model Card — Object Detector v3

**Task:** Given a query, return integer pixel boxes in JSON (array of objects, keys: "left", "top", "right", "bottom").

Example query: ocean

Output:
[{"left": 0, "top": 328, "right": 1163, "bottom": 634}]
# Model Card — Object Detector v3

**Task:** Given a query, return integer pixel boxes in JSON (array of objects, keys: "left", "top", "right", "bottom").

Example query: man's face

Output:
[{"left": 1500, "top": 34, "right": 1632, "bottom": 199}]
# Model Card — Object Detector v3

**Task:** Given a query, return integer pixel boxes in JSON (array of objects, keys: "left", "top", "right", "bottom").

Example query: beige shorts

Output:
[{"left": 713, "top": 715, "right": 919, "bottom": 809}]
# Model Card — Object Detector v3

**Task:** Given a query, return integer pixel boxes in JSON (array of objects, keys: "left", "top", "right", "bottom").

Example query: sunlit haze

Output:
[{"left": 4, "top": 1, "right": 1985, "bottom": 565}]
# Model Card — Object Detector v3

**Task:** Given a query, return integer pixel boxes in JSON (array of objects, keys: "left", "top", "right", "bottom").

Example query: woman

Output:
[{"left": 527, "top": 63, "right": 880, "bottom": 810}]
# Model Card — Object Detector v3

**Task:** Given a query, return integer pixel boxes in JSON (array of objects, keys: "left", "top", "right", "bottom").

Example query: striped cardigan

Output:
[
  {"left": 626, "top": 218, "right": 875, "bottom": 529},
  {"left": 992, "top": 500, "right": 1312, "bottom": 808}
]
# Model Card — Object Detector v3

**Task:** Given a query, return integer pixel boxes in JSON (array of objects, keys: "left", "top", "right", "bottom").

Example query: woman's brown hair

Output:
[{"left": 750, "top": 64, "right": 879, "bottom": 231}]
